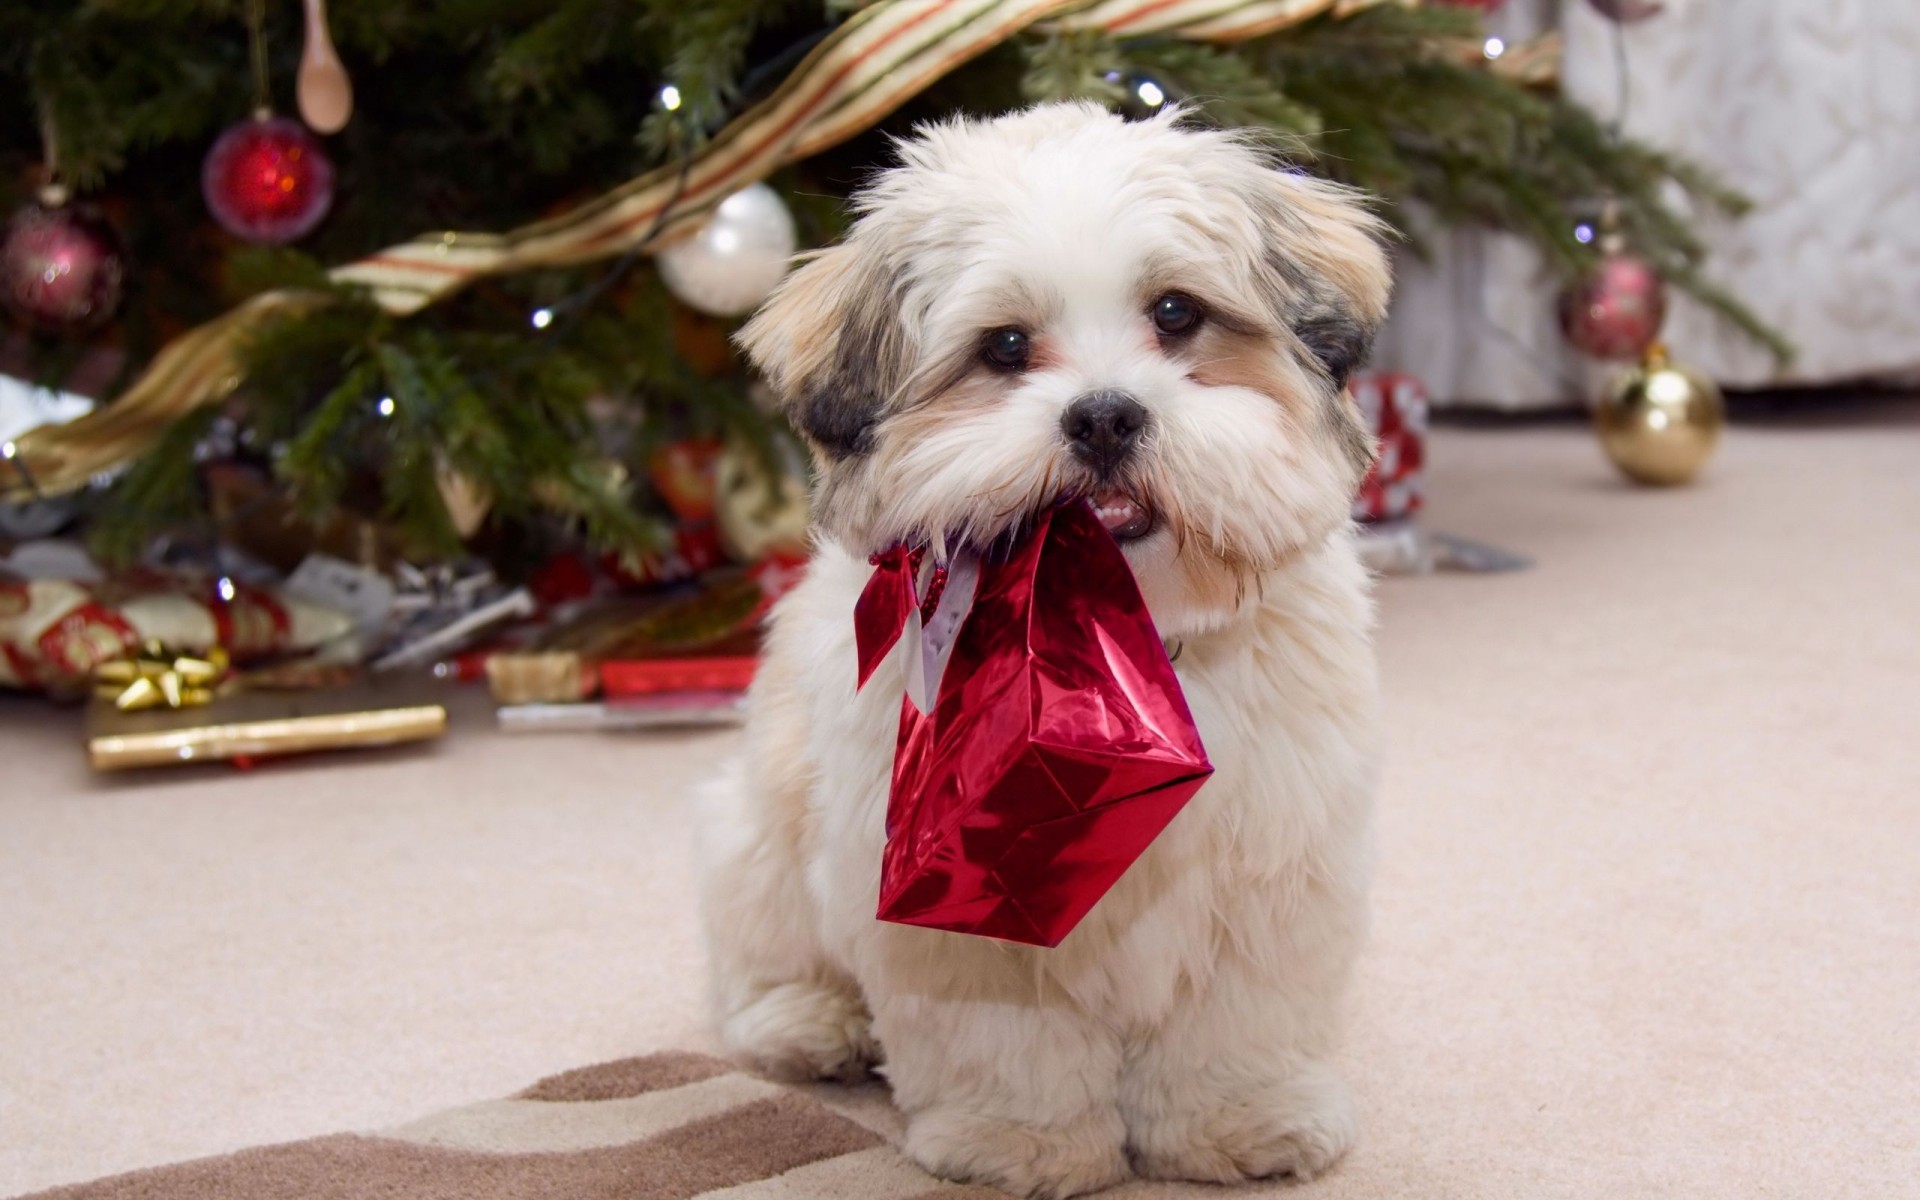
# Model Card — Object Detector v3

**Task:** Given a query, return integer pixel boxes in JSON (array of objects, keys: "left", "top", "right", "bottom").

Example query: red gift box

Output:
[
  {"left": 1350, "top": 371, "right": 1429, "bottom": 524},
  {"left": 855, "top": 502, "right": 1214, "bottom": 948},
  {"left": 600, "top": 655, "right": 758, "bottom": 696}
]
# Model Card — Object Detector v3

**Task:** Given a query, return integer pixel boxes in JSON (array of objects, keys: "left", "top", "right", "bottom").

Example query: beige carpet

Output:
[{"left": 4, "top": 406, "right": 1918, "bottom": 1199}]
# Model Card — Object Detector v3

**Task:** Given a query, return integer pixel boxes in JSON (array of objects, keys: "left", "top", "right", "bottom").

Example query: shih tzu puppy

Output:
[{"left": 700, "top": 102, "right": 1390, "bottom": 1198}]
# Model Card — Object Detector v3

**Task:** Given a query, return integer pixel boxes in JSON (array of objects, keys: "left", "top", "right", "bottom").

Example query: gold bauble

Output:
[{"left": 1594, "top": 345, "right": 1724, "bottom": 486}]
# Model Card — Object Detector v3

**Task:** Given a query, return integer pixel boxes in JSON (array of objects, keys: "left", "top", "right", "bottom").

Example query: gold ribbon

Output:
[
  {"left": 95, "top": 643, "right": 231, "bottom": 711},
  {"left": 8, "top": 0, "right": 1409, "bottom": 499}
]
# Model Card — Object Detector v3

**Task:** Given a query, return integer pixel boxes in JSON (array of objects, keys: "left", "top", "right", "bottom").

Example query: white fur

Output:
[{"left": 698, "top": 104, "right": 1389, "bottom": 1198}]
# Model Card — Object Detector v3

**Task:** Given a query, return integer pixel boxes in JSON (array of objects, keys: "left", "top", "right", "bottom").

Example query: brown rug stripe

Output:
[
  {"left": 616, "top": 1093, "right": 884, "bottom": 1198},
  {"left": 19, "top": 1098, "right": 876, "bottom": 1200},
  {"left": 518, "top": 1050, "right": 733, "bottom": 1102},
  {"left": 13, "top": 1056, "right": 1009, "bottom": 1200}
]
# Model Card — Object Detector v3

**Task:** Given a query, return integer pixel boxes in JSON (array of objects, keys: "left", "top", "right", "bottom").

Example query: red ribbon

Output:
[{"left": 853, "top": 545, "right": 921, "bottom": 689}]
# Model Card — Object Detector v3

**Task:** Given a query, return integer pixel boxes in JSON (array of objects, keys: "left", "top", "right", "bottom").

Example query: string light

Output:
[
  {"left": 1483, "top": 36, "right": 1506, "bottom": 60},
  {"left": 377, "top": 395, "right": 396, "bottom": 417},
  {"left": 1574, "top": 222, "right": 1597, "bottom": 245},
  {"left": 215, "top": 576, "right": 238, "bottom": 602},
  {"left": 0, "top": 440, "right": 15, "bottom": 460},
  {"left": 530, "top": 307, "right": 554, "bottom": 329},
  {"left": 1135, "top": 80, "right": 1166, "bottom": 108},
  {"left": 659, "top": 85, "right": 682, "bottom": 112}
]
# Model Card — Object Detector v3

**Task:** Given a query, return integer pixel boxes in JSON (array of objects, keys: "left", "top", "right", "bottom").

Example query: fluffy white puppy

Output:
[{"left": 700, "top": 102, "right": 1390, "bottom": 1198}]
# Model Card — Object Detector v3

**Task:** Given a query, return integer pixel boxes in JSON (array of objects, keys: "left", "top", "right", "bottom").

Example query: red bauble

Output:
[
  {"left": 202, "top": 115, "right": 336, "bottom": 244},
  {"left": 1585, "top": 0, "right": 1664, "bottom": 20},
  {"left": 1557, "top": 251, "right": 1668, "bottom": 361},
  {"left": 0, "top": 196, "right": 127, "bottom": 333}
]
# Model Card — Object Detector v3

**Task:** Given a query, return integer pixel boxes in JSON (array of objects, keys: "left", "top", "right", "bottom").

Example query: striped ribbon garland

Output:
[{"left": 7, "top": 0, "right": 1396, "bottom": 498}]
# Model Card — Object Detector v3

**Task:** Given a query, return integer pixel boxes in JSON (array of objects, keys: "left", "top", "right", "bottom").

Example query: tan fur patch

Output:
[
  {"left": 1185, "top": 326, "right": 1318, "bottom": 430},
  {"left": 1184, "top": 326, "right": 1374, "bottom": 490}
]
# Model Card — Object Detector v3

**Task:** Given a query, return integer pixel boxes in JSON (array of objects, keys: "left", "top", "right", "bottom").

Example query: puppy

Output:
[{"left": 700, "top": 102, "right": 1390, "bottom": 1199}]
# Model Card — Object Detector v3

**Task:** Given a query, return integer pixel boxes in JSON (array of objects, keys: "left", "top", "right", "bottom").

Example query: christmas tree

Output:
[{"left": 0, "top": 0, "right": 1783, "bottom": 573}]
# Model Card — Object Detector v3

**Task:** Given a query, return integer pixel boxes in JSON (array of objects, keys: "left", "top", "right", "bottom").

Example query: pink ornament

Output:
[
  {"left": 202, "top": 115, "right": 336, "bottom": 244},
  {"left": 0, "top": 197, "right": 127, "bottom": 333},
  {"left": 1585, "top": 0, "right": 1664, "bottom": 21},
  {"left": 1557, "top": 251, "right": 1668, "bottom": 361}
]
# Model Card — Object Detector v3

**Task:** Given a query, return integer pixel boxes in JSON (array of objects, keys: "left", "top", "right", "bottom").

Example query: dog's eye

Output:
[
  {"left": 1151, "top": 293, "right": 1202, "bottom": 337},
  {"left": 981, "top": 327, "right": 1031, "bottom": 372}
]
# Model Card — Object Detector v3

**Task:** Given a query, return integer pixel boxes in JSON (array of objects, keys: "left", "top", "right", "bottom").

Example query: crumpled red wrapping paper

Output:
[{"left": 854, "top": 502, "right": 1213, "bottom": 947}]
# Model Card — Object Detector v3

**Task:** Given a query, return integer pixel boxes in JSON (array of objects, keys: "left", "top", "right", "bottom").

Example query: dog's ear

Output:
[
  {"left": 736, "top": 240, "right": 908, "bottom": 461},
  {"left": 1240, "top": 167, "right": 1394, "bottom": 479},
  {"left": 1249, "top": 171, "right": 1393, "bottom": 390}
]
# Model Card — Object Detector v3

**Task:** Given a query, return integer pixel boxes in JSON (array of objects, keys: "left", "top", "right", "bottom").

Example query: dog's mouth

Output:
[{"left": 1088, "top": 487, "right": 1155, "bottom": 542}]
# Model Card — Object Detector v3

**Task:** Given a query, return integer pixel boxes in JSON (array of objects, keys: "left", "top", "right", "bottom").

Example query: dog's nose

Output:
[{"left": 1061, "top": 391, "right": 1148, "bottom": 473}]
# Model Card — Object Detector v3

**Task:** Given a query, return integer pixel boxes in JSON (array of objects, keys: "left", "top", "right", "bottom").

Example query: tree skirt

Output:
[{"left": 11, "top": 1053, "right": 1003, "bottom": 1200}]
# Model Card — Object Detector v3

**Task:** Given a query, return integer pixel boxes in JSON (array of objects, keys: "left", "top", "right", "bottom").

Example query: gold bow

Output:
[{"left": 94, "top": 643, "right": 231, "bottom": 711}]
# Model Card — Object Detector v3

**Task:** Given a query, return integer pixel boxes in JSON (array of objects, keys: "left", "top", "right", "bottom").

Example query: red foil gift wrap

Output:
[{"left": 855, "top": 502, "right": 1214, "bottom": 948}]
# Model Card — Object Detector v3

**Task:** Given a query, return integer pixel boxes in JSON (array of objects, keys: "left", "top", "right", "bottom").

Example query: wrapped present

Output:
[
  {"left": 496, "top": 693, "right": 748, "bottom": 733},
  {"left": 1350, "top": 371, "right": 1429, "bottom": 524},
  {"left": 369, "top": 561, "right": 535, "bottom": 671},
  {"left": 714, "top": 435, "right": 810, "bottom": 563},
  {"left": 855, "top": 502, "right": 1214, "bottom": 948},
  {"left": 0, "top": 571, "right": 351, "bottom": 695},
  {"left": 543, "top": 554, "right": 802, "bottom": 663},
  {"left": 599, "top": 655, "right": 757, "bottom": 697},
  {"left": 473, "top": 555, "right": 804, "bottom": 708},
  {"left": 85, "top": 675, "right": 447, "bottom": 771},
  {"left": 485, "top": 651, "right": 594, "bottom": 704},
  {"left": 645, "top": 438, "right": 723, "bottom": 522}
]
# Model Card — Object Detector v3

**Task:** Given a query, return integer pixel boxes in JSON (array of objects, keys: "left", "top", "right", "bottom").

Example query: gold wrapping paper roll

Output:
[{"left": 86, "top": 680, "right": 447, "bottom": 771}]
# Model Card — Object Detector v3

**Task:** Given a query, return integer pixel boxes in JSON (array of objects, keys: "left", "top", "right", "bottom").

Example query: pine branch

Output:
[
  {"left": 1119, "top": 39, "right": 1323, "bottom": 143},
  {"left": 635, "top": 0, "right": 808, "bottom": 159},
  {"left": 485, "top": 0, "right": 628, "bottom": 102},
  {"left": 84, "top": 406, "right": 221, "bottom": 566},
  {"left": 1020, "top": 29, "right": 1128, "bottom": 107}
]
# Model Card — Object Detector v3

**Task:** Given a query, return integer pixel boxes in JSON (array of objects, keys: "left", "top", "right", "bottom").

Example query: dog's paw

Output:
[
  {"left": 905, "top": 1105, "right": 1130, "bottom": 1200},
  {"left": 1129, "top": 1061, "right": 1356, "bottom": 1184},
  {"left": 722, "top": 981, "right": 879, "bottom": 1083}
]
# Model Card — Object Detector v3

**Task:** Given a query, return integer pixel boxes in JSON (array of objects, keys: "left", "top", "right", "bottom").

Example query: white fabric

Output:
[{"left": 1375, "top": 0, "right": 1920, "bottom": 407}]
